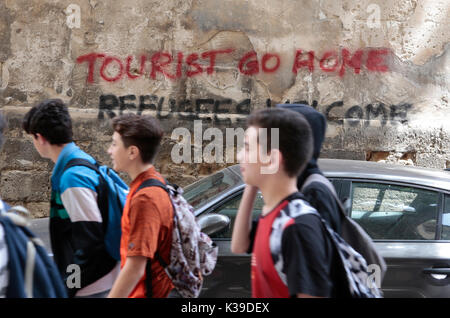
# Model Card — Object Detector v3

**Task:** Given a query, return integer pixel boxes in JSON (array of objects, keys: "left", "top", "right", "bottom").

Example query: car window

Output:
[
  {"left": 442, "top": 195, "right": 450, "bottom": 240},
  {"left": 209, "top": 192, "right": 264, "bottom": 239},
  {"left": 350, "top": 182, "right": 439, "bottom": 240},
  {"left": 183, "top": 168, "right": 242, "bottom": 210}
]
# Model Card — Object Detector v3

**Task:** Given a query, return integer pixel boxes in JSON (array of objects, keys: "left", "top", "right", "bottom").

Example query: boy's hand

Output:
[{"left": 231, "top": 185, "right": 259, "bottom": 254}]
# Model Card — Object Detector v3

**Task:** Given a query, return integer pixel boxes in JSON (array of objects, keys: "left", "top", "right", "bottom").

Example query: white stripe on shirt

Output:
[
  {"left": 60, "top": 187, "right": 102, "bottom": 223},
  {"left": 60, "top": 187, "right": 119, "bottom": 296}
]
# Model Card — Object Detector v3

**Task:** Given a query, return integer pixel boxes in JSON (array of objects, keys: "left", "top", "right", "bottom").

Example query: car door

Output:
[
  {"left": 344, "top": 180, "right": 450, "bottom": 298},
  {"left": 199, "top": 190, "right": 264, "bottom": 298}
]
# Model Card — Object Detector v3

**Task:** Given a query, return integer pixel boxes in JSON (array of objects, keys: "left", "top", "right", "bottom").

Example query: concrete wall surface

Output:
[{"left": 0, "top": 0, "right": 448, "bottom": 217}]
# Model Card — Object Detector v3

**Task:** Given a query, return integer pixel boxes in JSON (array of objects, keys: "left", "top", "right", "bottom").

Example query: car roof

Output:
[
  {"left": 228, "top": 159, "right": 450, "bottom": 192},
  {"left": 318, "top": 158, "right": 450, "bottom": 192}
]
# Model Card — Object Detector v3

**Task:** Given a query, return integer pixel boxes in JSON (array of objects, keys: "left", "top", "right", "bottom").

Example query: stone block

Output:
[{"left": 0, "top": 170, "right": 50, "bottom": 202}]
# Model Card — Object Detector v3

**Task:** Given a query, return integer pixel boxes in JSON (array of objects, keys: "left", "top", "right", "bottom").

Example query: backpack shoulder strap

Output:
[
  {"left": 136, "top": 178, "right": 168, "bottom": 193},
  {"left": 301, "top": 173, "right": 346, "bottom": 217},
  {"left": 62, "top": 158, "right": 100, "bottom": 175},
  {"left": 301, "top": 173, "right": 336, "bottom": 195},
  {"left": 137, "top": 178, "right": 171, "bottom": 298},
  {"left": 61, "top": 158, "right": 105, "bottom": 189}
]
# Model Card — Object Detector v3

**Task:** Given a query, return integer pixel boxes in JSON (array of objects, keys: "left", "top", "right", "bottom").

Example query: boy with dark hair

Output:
[
  {"left": 231, "top": 108, "right": 336, "bottom": 298},
  {"left": 22, "top": 99, "right": 120, "bottom": 298},
  {"left": 107, "top": 114, "right": 175, "bottom": 298}
]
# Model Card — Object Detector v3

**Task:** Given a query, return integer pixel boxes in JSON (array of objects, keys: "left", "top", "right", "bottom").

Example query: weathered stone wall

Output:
[{"left": 0, "top": 0, "right": 448, "bottom": 217}]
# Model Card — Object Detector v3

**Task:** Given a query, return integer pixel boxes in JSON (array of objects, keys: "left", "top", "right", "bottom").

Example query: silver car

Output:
[
  {"left": 186, "top": 159, "right": 450, "bottom": 298},
  {"left": 30, "top": 159, "right": 450, "bottom": 297}
]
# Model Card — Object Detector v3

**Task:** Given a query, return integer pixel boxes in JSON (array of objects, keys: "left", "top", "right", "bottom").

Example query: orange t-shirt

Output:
[{"left": 120, "top": 166, "right": 174, "bottom": 298}]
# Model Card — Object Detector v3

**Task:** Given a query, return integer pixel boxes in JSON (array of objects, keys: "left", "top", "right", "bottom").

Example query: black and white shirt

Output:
[{"left": 250, "top": 192, "right": 336, "bottom": 297}]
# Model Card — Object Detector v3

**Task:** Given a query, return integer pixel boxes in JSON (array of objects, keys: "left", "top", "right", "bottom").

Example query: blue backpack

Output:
[
  {"left": 0, "top": 203, "right": 68, "bottom": 298},
  {"left": 62, "top": 159, "right": 129, "bottom": 261}
]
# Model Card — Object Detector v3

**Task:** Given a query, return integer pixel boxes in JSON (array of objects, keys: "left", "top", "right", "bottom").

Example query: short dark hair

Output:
[
  {"left": 22, "top": 99, "right": 73, "bottom": 145},
  {"left": 0, "top": 112, "right": 6, "bottom": 149},
  {"left": 111, "top": 114, "right": 164, "bottom": 164},
  {"left": 246, "top": 108, "right": 313, "bottom": 177}
]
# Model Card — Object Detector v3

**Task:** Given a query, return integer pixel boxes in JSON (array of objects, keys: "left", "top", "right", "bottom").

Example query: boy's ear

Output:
[
  {"left": 128, "top": 145, "right": 141, "bottom": 161},
  {"left": 261, "top": 148, "right": 282, "bottom": 175},
  {"left": 35, "top": 133, "right": 47, "bottom": 145}
]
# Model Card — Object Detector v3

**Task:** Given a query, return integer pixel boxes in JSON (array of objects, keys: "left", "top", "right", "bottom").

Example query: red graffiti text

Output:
[{"left": 76, "top": 48, "right": 390, "bottom": 83}]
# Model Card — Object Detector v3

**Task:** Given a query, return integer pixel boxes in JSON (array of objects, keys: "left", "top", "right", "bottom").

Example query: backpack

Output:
[
  {"left": 301, "top": 173, "right": 387, "bottom": 295},
  {"left": 295, "top": 208, "right": 383, "bottom": 298},
  {"left": 62, "top": 158, "right": 129, "bottom": 261},
  {"left": 0, "top": 203, "right": 68, "bottom": 298},
  {"left": 136, "top": 179, "right": 218, "bottom": 298}
]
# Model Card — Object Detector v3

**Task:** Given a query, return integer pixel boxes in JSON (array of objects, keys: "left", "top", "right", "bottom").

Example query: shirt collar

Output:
[
  {"left": 51, "top": 142, "right": 79, "bottom": 185},
  {"left": 130, "top": 166, "right": 157, "bottom": 189}
]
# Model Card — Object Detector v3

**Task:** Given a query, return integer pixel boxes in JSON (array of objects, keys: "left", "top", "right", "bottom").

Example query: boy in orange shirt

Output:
[{"left": 107, "top": 114, "right": 175, "bottom": 298}]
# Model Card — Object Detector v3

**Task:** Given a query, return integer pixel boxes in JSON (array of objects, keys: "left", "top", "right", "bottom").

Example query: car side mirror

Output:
[
  {"left": 402, "top": 206, "right": 416, "bottom": 214},
  {"left": 197, "top": 214, "right": 231, "bottom": 236}
]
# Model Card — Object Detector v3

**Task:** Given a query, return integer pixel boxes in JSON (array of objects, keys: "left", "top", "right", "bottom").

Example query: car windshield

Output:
[{"left": 183, "top": 167, "right": 242, "bottom": 210}]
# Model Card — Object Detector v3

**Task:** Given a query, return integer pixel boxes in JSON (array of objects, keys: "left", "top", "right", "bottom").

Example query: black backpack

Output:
[{"left": 301, "top": 174, "right": 386, "bottom": 297}]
